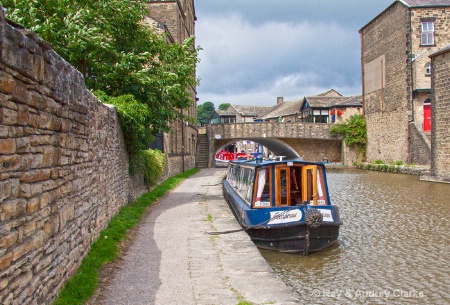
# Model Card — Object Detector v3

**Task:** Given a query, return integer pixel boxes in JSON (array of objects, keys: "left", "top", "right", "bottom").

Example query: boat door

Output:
[
  {"left": 302, "top": 165, "right": 317, "bottom": 205},
  {"left": 275, "top": 166, "right": 290, "bottom": 206}
]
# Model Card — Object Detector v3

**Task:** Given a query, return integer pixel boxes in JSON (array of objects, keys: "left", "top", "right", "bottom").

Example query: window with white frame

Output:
[
  {"left": 425, "top": 62, "right": 431, "bottom": 75},
  {"left": 421, "top": 21, "right": 434, "bottom": 45}
]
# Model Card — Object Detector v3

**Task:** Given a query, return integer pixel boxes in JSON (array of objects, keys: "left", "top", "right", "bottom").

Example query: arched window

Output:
[{"left": 425, "top": 62, "right": 432, "bottom": 75}]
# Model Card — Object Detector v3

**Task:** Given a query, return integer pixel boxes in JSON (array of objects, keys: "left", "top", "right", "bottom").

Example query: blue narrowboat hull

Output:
[{"left": 223, "top": 179, "right": 342, "bottom": 254}]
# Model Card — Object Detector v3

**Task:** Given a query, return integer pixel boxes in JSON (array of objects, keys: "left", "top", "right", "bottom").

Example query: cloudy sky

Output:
[{"left": 195, "top": 0, "right": 393, "bottom": 107}]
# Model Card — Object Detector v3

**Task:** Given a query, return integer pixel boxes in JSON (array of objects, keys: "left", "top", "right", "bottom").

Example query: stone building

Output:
[
  {"left": 209, "top": 104, "right": 272, "bottom": 124},
  {"left": 259, "top": 90, "right": 362, "bottom": 124},
  {"left": 359, "top": 0, "right": 450, "bottom": 164},
  {"left": 260, "top": 97, "right": 303, "bottom": 123},
  {"left": 426, "top": 45, "right": 450, "bottom": 182},
  {"left": 300, "top": 92, "right": 362, "bottom": 124},
  {"left": 146, "top": 0, "right": 198, "bottom": 175}
]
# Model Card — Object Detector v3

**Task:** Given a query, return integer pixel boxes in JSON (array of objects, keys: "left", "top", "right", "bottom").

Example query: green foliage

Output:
[
  {"left": 4, "top": 0, "right": 200, "bottom": 138},
  {"left": 197, "top": 101, "right": 215, "bottom": 126},
  {"left": 130, "top": 149, "right": 166, "bottom": 187},
  {"left": 218, "top": 103, "right": 231, "bottom": 110},
  {"left": 330, "top": 114, "right": 367, "bottom": 153},
  {"left": 53, "top": 168, "right": 199, "bottom": 305},
  {"left": 396, "top": 160, "right": 404, "bottom": 166},
  {"left": 97, "top": 92, "right": 153, "bottom": 154},
  {"left": 374, "top": 159, "right": 384, "bottom": 164}
]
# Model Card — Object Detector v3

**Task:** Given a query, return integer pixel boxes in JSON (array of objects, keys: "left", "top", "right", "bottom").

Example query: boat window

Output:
[
  {"left": 254, "top": 168, "right": 271, "bottom": 208},
  {"left": 317, "top": 167, "right": 328, "bottom": 205},
  {"left": 290, "top": 167, "right": 302, "bottom": 205},
  {"left": 280, "top": 169, "right": 288, "bottom": 205},
  {"left": 227, "top": 164, "right": 238, "bottom": 188},
  {"left": 303, "top": 166, "right": 317, "bottom": 205},
  {"left": 237, "top": 167, "right": 254, "bottom": 204}
]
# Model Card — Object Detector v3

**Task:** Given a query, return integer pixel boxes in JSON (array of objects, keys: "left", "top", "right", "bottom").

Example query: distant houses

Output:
[
  {"left": 209, "top": 104, "right": 272, "bottom": 124},
  {"left": 209, "top": 89, "right": 362, "bottom": 125}
]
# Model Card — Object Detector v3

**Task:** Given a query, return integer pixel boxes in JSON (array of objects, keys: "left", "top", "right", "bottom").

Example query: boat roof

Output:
[{"left": 229, "top": 158, "right": 325, "bottom": 168}]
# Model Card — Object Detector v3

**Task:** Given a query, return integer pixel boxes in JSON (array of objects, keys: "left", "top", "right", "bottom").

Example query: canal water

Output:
[{"left": 260, "top": 168, "right": 450, "bottom": 304}]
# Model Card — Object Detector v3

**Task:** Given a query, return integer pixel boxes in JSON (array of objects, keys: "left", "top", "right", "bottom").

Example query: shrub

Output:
[
  {"left": 130, "top": 149, "right": 166, "bottom": 187},
  {"left": 96, "top": 92, "right": 153, "bottom": 155},
  {"left": 374, "top": 159, "right": 384, "bottom": 164},
  {"left": 330, "top": 114, "right": 367, "bottom": 155}
]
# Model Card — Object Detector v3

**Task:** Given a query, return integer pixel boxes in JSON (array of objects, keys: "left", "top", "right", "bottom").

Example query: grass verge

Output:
[{"left": 53, "top": 168, "right": 200, "bottom": 305}]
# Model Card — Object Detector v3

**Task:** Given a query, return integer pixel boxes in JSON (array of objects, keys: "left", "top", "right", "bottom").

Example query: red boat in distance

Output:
[{"left": 215, "top": 150, "right": 250, "bottom": 162}]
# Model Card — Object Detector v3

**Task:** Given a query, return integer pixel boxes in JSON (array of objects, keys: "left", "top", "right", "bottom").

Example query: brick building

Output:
[
  {"left": 360, "top": 0, "right": 450, "bottom": 164},
  {"left": 146, "top": 0, "right": 198, "bottom": 175}
]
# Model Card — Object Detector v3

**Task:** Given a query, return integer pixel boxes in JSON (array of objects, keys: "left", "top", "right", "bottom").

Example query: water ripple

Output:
[{"left": 260, "top": 168, "right": 450, "bottom": 304}]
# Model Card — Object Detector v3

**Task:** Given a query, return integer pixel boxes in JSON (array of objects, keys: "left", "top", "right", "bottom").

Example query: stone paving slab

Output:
[{"left": 91, "top": 168, "right": 300, "bottom": 305}]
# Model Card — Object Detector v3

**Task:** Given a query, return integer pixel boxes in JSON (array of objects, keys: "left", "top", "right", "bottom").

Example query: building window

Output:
[
  {"left": 421, "top": 21, "right": 434, "bottom": 45},
  {"left": 313, "top": 109, "right": 329, "bottom": 123},
  {"left": 425, "top": 62, "right": 431, "bottom": 75},
  {"left": 221, "top": 117, "right": 236, "bottom": 123}
]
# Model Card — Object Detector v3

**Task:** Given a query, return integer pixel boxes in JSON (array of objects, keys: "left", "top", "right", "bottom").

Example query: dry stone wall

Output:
[{"left": 0, "top": 12, "right": 140, "bottom": 304}]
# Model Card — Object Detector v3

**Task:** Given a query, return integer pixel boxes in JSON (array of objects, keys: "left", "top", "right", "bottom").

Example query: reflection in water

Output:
[{"left": 260, "top": 169, "right": 450, "bottom": 304}]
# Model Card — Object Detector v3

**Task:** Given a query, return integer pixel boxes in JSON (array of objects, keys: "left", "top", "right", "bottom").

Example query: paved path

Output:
[{"left": 90, "top": 168, "right": 300, "bottom": 305}]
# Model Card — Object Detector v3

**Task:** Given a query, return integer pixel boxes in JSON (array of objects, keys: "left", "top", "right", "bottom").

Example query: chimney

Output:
[{"left": 277, "top": 97, "right": 284, "bottom": 104}]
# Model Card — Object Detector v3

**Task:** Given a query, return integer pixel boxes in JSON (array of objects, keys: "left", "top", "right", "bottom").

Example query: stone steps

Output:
[{"left": 196, "top": 134, "right": 209, "bottom": 168}]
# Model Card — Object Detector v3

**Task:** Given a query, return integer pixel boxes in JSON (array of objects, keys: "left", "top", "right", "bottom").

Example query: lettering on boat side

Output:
[
  {"left": 316, "top": 209, "right": 334, "bottom": 222},
  {"left": 268, "top": 209, "right": 302, "bottom": 224},
  {"left": 255, "top": 201, "right": 271, "bottom": 207}
]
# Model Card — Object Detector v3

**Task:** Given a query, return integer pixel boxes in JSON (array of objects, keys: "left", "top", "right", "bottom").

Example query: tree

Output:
[
  {"left": 218, "top": 103, "right": 231, "bottom": 110},
  {"left": 3, "top": 0, "right": 200, "bottom": 137},
  {"left": 196, "top": 102, "right": 215, "bottom": 126}
]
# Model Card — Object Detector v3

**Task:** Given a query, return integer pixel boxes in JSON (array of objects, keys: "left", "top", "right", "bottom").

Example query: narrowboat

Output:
[
  {"left": 215, "top": 150, "right": 250, "bottom": 163},
  {"left": 222, "top": 158, "right": 342, "bottom": 254}
]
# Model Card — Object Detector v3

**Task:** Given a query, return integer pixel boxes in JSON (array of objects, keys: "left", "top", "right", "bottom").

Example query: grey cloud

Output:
[{"left": 195, "top": 0, "right": 392, "bottom": 106}]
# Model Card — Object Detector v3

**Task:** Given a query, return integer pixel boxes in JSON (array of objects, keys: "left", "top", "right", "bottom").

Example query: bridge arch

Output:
[
  {"left": 202, "top": 122, "right": 359, "bottom": 167},
  {"left": 214, "top": 138, "right": 300, "bottom": 159}
]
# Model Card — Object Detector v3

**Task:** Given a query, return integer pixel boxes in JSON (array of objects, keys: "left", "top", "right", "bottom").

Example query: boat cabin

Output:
[{"left": 226, "top": 160, "right": 329, "bottom": 209}]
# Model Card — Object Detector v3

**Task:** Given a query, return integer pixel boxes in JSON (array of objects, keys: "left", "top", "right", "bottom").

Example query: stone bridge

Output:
[{"left": 204, "top": 122, "right": 358, "bottom": 167}]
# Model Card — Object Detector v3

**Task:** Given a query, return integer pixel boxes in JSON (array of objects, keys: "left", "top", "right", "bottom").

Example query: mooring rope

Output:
[{"left": 206, "top": 206, "right": 313, "bottom": 235}]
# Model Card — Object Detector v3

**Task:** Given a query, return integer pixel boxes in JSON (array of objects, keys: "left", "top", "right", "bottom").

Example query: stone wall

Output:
[
  {"left": 360, "top": 2, "right": 411, "bottom": 163},
  {"left": 409, "top": 122, "right": 431, "bottom": 165},
  {"left": 0, "top": 12, "right": 144, "bottom": 304},
  {"left": 428, "top": 47, "right": 450, "bottom": 182}
]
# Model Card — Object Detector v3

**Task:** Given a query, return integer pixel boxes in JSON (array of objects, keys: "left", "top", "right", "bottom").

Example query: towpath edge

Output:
[{"left": 89, "top": 168, "right": 300, "bottom": 305}]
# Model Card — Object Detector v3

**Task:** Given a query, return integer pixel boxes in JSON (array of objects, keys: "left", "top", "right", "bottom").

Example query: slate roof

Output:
[
  {"left": 429, "top": 44, "right": 450, "bottom": 57},
  {"left": 215, "top": 108, "right": 236, "bottom": 116},
  {"left": 260, "top": 99, "right": 303, "bottom": 119},
  {"left": 400, "top": 0, "right": 450, "bottom": 7},
  {"left": 213, "top": 105, "right": 272, "bottom": 118},
  {"left": 233, "top": 105, "right": 272, "bottom": 117},
  {"left": 315, "top": 89, "right": 343, "bottom": 97},
  {"left": 360, "top": 0, "right": 450, "bottom": 32},
  {"left": 303, "top": 95, "right": 362, "bottom": 109}
]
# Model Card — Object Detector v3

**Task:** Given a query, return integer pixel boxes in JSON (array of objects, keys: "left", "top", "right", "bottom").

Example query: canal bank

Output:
[{"left": 89, "top": 168, "right": 299, "bottom": 305}]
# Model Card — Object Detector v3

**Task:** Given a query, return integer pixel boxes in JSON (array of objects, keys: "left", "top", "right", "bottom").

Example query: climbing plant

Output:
[{"left": 330, "top": 114, "right": 367, "bottom": 154}]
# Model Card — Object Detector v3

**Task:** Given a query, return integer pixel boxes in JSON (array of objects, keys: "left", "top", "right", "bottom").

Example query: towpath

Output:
[{"left": 89, "top": 168, "right": 299, "bottom": 305}]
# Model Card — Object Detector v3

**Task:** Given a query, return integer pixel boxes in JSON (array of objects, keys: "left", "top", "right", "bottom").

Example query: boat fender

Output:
[{"left": 305, "top": 209, "right": 323, "bottom": 228}]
